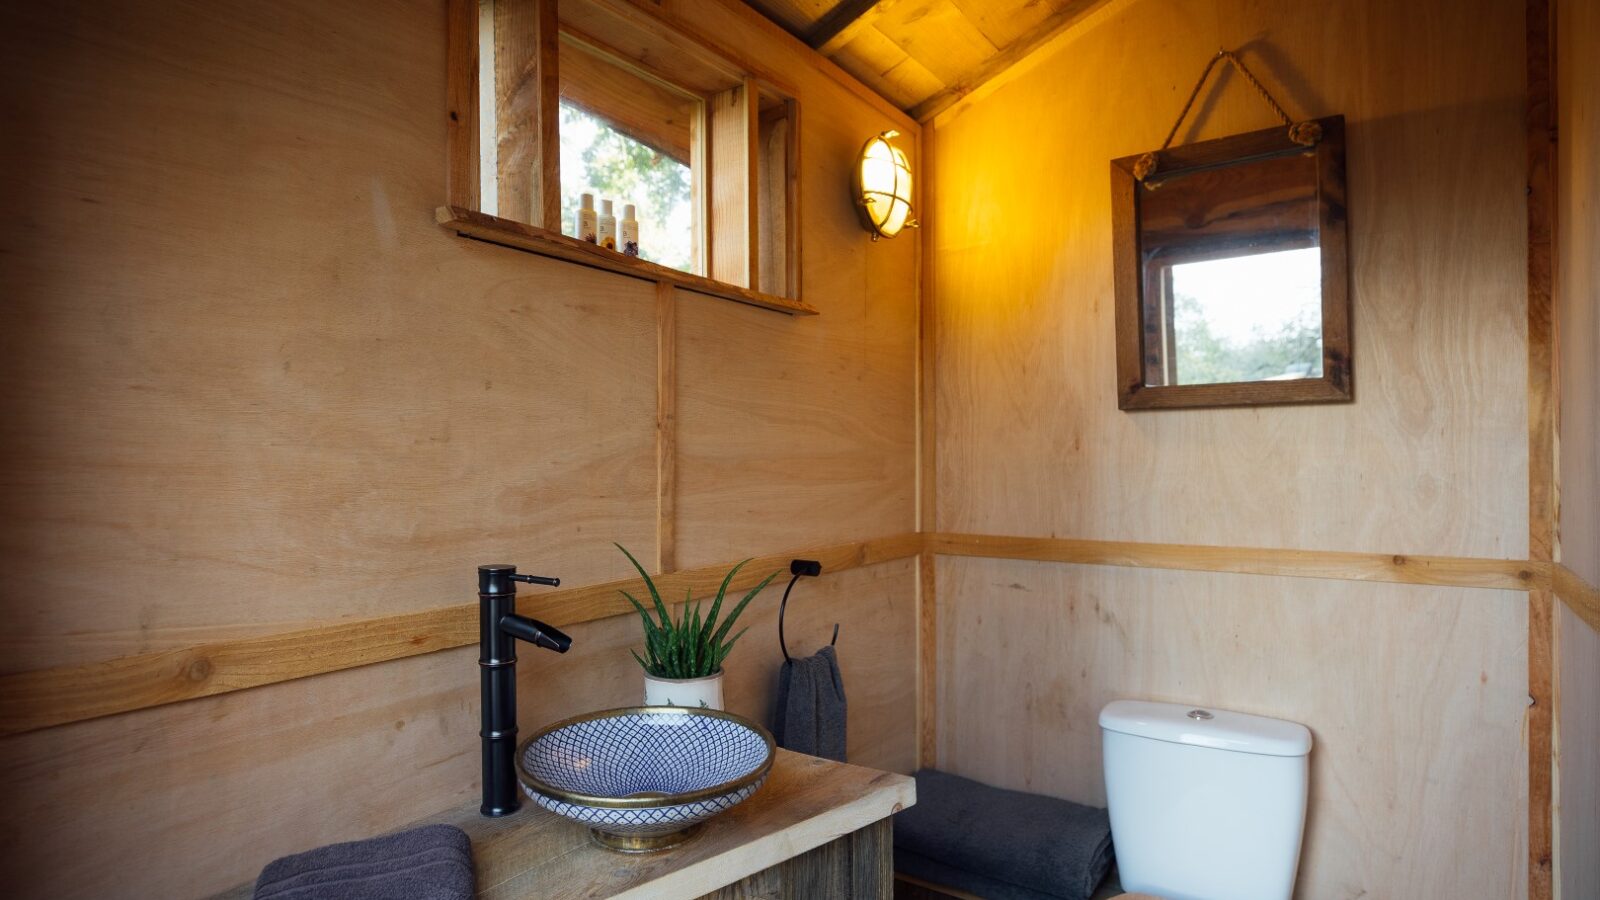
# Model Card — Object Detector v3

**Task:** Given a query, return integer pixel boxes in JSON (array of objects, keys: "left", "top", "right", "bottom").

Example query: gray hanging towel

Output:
[
  {"left": 253, "top": 824, "right": 474, "bottom": 900},
  {"left": 772, "top": 644, "right": 848, "bottom": 761}
]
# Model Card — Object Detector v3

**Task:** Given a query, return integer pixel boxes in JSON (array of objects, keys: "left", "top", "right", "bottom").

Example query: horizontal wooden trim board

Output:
[
  {"left": 1554, "top": 564, "right": 1600, "bottom": 633},
  {"left": 5, "top": 531, "right": 1587, "bottom": 738},
  {"left": 926, "top": 533, "right": 1543, "bottom": 592},
  {"left": 0, "top": 533, "right": 921, "bottom": 738},
  {"left": 436, "top": 206, "right": 818, "bottom": 316}
]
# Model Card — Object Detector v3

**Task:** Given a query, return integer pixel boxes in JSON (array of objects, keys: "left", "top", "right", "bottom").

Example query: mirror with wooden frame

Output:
[{"left": 1110, "top": 115, "right": 1350, "bottom": 410}]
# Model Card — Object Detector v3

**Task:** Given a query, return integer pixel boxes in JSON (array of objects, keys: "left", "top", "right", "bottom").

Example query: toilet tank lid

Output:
[{"left": 1099, "top": 700, "right": 1312, "bottom": 757}]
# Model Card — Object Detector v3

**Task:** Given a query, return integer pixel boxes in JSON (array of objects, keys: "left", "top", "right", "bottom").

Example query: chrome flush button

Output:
[{"left": 1187, "top": 709, "right": 1213, "bottom": 720}]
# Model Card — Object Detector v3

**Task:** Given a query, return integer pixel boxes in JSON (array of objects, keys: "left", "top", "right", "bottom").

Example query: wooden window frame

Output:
[{"left": 442, "top": 0, "right": 813, "bottom": 316}]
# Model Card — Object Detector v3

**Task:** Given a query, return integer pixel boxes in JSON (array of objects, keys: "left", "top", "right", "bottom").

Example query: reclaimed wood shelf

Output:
[
  {"left": 436, "top": 206, "right": 819, "bottom": 317},
  {"left": 213, "top": 750, "right": 914, "bottom": 900}
]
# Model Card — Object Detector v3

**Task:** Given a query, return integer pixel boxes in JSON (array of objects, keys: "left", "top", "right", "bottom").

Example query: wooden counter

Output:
[{"left": 216, "top": 750, "right": 915, "bottom": 900}]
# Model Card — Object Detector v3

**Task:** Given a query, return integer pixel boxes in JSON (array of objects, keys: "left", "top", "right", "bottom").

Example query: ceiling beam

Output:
[{"left": 805, "top": 0, "right": 883, "bottom": 50}]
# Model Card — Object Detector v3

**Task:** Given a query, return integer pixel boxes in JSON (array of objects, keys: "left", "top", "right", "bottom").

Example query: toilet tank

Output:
[{"left": 1100, "top": 700, "right": 1312, "bottom": 900}]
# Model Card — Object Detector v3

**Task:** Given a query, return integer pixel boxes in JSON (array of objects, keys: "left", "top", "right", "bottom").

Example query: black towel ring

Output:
[{"left": 778, "top": 558, "right": 834, "bottom": 663}]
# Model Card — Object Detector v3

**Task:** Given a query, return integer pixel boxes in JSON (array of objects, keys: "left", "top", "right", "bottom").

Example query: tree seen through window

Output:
[{"left": 559, "top": 103, "right": 694, "bottom": 273}]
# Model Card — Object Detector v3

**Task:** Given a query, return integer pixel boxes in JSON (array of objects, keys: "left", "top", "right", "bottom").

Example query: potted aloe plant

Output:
[{"left": 616, "top": 544, "right": 778, "bottom": 710}]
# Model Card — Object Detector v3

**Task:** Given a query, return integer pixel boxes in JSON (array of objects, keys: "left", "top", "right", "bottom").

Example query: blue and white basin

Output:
[{"left": 516, "top": 706, "right": 776, "bottom": 852}]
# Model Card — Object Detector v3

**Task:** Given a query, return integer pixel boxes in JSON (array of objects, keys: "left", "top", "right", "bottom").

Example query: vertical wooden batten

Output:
[
  {"left": 491, "top": 0, "right": 562, "bottom": 229},
  {"left": 1527, "top": 0, "right": 1559, "bottom": 895},
  {"left": 916, "top": 126, "right": 938, "bottom": 771},
  {"left": 656, "top": 282, "right": 679, "bottom": 574},
  {"left": 710, "top": 78, "right": 761, "bottom": 288},
  {"left": 446, "top": 0, "right": 480, "bottom": 210}
]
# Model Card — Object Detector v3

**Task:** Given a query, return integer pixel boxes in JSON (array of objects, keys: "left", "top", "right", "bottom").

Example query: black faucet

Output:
[{"left": 478, "top": 564, "right": 572, "bottom": 817}]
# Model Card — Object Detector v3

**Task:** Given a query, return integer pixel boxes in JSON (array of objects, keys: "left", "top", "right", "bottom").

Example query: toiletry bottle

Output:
[
  {"left": 578, "top": 193, "right": 597, "bottom": 243},
  {"left": 598, "top": 199, "right": 617, "bottom": 251},
  {"left": 620, "top": 204, "right": 639, "bottom": 257}
]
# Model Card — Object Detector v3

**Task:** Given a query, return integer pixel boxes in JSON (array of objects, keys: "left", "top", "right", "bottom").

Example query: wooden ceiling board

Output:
[
  {"left": 832, "top": 25, "right": 949, "bottom": 109},
  {"left": 869, "top": 0, "right": 999, "bottom": 85},
  {"left": 948, "top": 0, "right": 1069, "bottom": 48},
  {"left": 745, "top": 0, "right": 843, "bottom": 36},
  {"left": 744, "top": 0, "right": 1117, "bottom": 120}
]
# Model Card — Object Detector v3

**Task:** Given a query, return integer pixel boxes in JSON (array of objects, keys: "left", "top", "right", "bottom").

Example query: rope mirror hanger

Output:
[{"left": 1133, "top": 49, "right": 1324, "bottom": 185}]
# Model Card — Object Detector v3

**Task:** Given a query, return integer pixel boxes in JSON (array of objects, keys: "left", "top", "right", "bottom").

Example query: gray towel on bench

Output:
[
  {"left": 897, "top": 849, "right": 1074, "bottom": 900},
  {"left": 253, "top": 824, "right": 474, "bottom": 900},
  {"left": 895, "top": 769, "right": 1114, "bottom": 900},
  {"left": 772, "top": 644, "right": 847, "bottom": 761}
]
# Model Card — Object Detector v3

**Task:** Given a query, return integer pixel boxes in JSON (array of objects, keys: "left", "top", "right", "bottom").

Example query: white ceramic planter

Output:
[{"left": 643, "top": 671, "right": 725, "bottom": 710}]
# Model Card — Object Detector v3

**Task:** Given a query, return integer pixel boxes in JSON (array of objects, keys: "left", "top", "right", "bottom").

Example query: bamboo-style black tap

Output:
[{"left": 479, "top": 564, "right": 571, "bottom": 817}]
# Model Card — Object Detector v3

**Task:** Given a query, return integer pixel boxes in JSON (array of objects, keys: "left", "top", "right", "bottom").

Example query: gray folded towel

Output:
[
  {"left": 772, "top": 644, "right": 847, "bottom": 761},
  {"left": 894, "top": 769, "right": 1114, "bottom": 900},
  {"left": 253, "top": 824, "right": 474, "bottom": 900},
  {"left": 896, "top": 849, "right": 1072, "bottom": 900}
]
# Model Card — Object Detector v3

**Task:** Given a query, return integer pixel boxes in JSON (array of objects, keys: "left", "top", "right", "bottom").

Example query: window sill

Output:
[{"left": 435, "top": 206, "right": 818, "bottom": 316}]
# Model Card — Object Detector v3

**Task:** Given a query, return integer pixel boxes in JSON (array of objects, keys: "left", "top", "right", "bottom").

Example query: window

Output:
[{"left": 450, "top": 0, "right": 800, "bottom": 301}]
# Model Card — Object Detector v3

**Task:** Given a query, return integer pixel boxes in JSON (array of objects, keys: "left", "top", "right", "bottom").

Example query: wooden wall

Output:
[
  {"left": 1555, "top": 0, "right": 1600, "bottom": 896},
  {"left": 926, "top": 0, "right": 1533, "bottom": 896},
  {"left": 0, "top": 1, "right": 918, "bottom": 896}
]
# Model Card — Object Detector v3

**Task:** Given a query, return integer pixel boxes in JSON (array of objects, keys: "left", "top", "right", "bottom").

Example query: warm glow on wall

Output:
[{"left": 854, "top": 130, "right": 917, "bottom": 240}]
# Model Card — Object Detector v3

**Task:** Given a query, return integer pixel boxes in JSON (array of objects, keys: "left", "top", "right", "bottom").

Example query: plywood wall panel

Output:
[
  {"left": 676, "top": 285, "right": 916, "bottom": 567},
  {"left": 930, "top": 0, "right": 1528, "bottom": 560},
  {"left": 1554, "top": 2, "right": 1600, "bottom": 897},
  {"left": 1556, "top": 603, "right": 1600, "bottom": 899},
  {"left": 674, "top": 90, "right": 918, "bottom": 569},
  {"left": 0, "top": 0, "right": 661, "bottom": 672},
  {"left": 0, "top": 0, "right": 919, "bottom": 896},
  {"left": 1556, "top": 0, "right": 1600, "bottom": 588},
  {"left": 0, "top": 557, "right": 915, "bottom": 898},
  {"left": 935, "top": 556, "right": 1529, "bottom": 899}
]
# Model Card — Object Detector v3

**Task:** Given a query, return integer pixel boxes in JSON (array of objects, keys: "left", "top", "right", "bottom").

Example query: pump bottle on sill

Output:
[
  {"left": 598, "top": 199, "right": 617, "bottom": 251},
  {"left": 620, "top": 204, "right": 639, "bottom": 257},
  {"left": 577, "top": 193, "right": 598, "bottom": 243}
]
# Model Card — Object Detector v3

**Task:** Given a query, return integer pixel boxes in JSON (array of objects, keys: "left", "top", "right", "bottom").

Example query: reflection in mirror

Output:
[
  {"left": 1155, "top": 247, "right": 1323, "bottom": 386},
  {"left": 1112, "top": 115, "right": 1349, "bottom": 410}
]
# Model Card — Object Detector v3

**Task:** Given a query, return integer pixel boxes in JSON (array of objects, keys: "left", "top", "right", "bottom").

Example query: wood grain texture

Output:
[
  {"left": 1555, "top": 602, "right": 1600, "bottom": 899},
  {"left": 917, "top": 552, "right": 937, "bottom": 769},
  {"left": 930, "top": 0, "right": 1528, "bottom": 560},
  {"left": 207, "top": 750, "right": 909, "bottom": 900},
  {"left": 435, "top": 206, "right": 818, "bottom": 314},
  {"left": 1556, "top": 0, "right": 1600, "bottom": 590},
  {"left": 1531, "top": 588, "right": 1556, "bottom": 899},
  {"left": 710, "top": 79, "right": 760, "bottom": 288},
  {"left": 0, "top": 0, "right": 919, "bottom": 895},
  {"left": 806, "top": 0, "right": 885, "bottom": 49},
  {"left": 0, "top": 556, "right": 918, "bottom": 898},
  {"left": 447, "top": 0, "right": 480, "bottom": 208},
  {"left": 935, "top": 557, "right": 1530, "bottom": 899},
  {"left": 929, "top": 532, "right": 1540, "bottom": 591},
  {"left": 0, "top": 533, "right": 920, "bottom": 736},
  {"left": 647, "top": 0, "right": 919, "bottom": 134},
  {"left": 907, "top": 0, "right": 1112, "bottom": 121},
  {"left": 658, "top": 282, "right": 680, "bottom": 573},
  {"left": 0, "top": 0, "right": 667, "bottom": 674},
  {"left": 926, "top": 2, "right": 1533, "bottom": 898},
  {"left": 1528, "top": 0, "right": 1558, "bottom": 894},
  {"left": 490, "top": 0, "right": 562, "bottom": 229},
  {"left": 1553, "top": 4, "right": 1600, "bottom": 893},
  {"left": 1554, "top": 565, "right": 1600, "bottom": 634}
]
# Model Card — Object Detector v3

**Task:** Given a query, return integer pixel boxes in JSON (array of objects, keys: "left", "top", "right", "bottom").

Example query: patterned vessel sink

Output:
[{"left": 516, "top": 706, "right": 776, "bottom": 852}]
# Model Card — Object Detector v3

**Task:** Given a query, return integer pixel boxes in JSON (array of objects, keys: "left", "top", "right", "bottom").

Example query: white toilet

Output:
[{"left": 1100, "top": 700, "right": 1312, "bottom": 900}]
